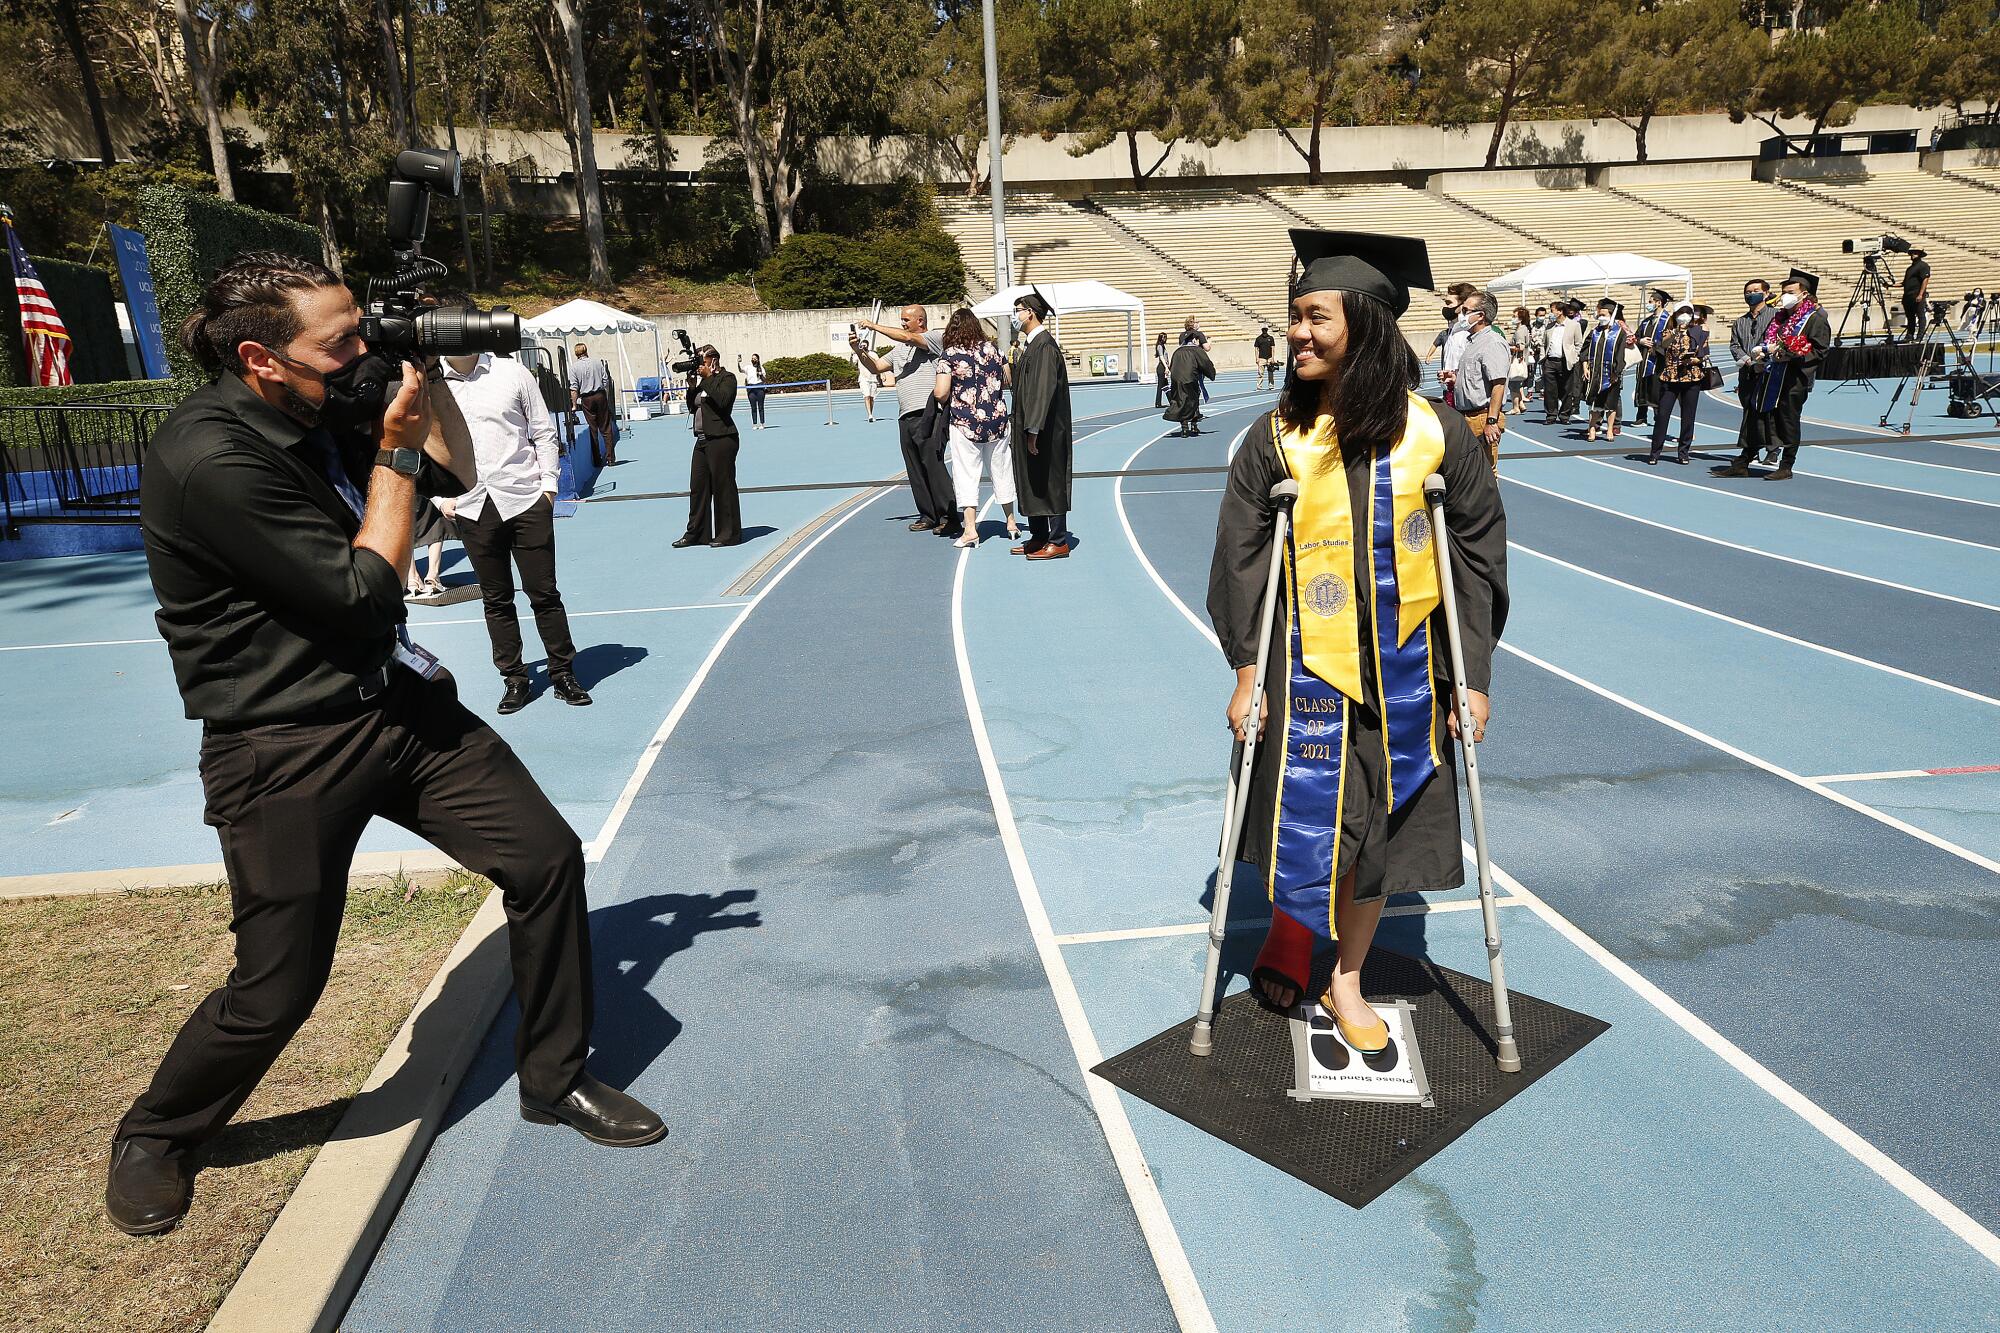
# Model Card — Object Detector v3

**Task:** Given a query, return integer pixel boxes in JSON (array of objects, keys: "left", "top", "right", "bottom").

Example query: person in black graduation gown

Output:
[
  {"left": 1206, "top": 228, "right": 1508, "bottom": 1053},
  {"left": 1164, "top": 336, "right": 1215, "bottom": 435},
  {"left": 1008, "top": 292, "right": 1075, "bottom": 559},
  {"left": 1714, "top": 268, "right": 1832, "bottom": 482}
]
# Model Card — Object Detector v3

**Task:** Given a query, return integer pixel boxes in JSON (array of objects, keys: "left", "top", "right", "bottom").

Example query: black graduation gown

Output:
[
  {"left": 1164, "top": 344, "right": 1215, "bottom": 425},
  {"left": 1010, "top": 330, "right": 1074, "bottom": 517},
  {"left": 1206, "top": 406, "right": 1509, "bottom": 900}
]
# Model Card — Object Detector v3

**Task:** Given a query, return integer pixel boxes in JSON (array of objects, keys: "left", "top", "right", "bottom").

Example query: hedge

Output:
[
  {"left": 137, "top": 184, "right": 323, "bottom": 382},
  {"left": 0, "top": 255, "right": 128, "bottom": 388},
  {"left": 763, "top": 352, "right": 857, "bottom": 390},
  {"left": 755, "top": 228, "right": 966, "bottom": 310}
]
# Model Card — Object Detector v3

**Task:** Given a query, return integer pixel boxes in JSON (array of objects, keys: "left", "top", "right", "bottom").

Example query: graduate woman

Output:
[{"left": 1206, "top": 230, "right": 1509, "bottom": 1053}]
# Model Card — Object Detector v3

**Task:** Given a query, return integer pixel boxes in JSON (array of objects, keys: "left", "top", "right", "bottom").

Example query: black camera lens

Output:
[{"left": 412, "top": 305, "right": 522, "bottom": 356}]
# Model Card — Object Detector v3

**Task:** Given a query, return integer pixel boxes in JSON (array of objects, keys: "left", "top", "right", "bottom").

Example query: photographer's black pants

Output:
[
  {"left": 1903, "top": 297, "right": 1927, "bottom": 343},
  {"left": 117, "top": 668, "right": 593, "bottom": 1157},
  {"left": 897, "top": 410, "right": 954, "bottom": 525},
  {"left": 460, "top": 495, "right": 577, "bottom": 683},
  {"left": 686, "top": 431, "right": 742, "bottom": 545}
]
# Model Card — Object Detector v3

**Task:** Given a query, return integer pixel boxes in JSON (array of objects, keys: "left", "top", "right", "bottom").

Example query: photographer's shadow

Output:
[{"left": 443, "top": 886, "right": 763, "bottom": 1126}]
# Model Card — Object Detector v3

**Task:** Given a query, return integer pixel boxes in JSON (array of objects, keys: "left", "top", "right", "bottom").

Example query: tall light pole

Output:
[{"left": 981, "top": 0, "right": 1012, "bottom": 296}]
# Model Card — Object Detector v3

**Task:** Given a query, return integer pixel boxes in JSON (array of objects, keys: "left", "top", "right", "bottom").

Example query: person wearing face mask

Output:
[
  {"left": 1729, "top": 279, "right": 1780, "bottom": 466},
  {"left": 1450, "top": 289, "right": 1511, "bottom": 469},
  {"left": 112, "top": 253, "right": 665, "bottom": 1237},
  {"left": 1579, "top": 299, "right": 1633, "bottom": 441},
  {"left": 1715, "top": 269, "right": 1831, "bottom": 481},
  {"left": 1632, "top": 289, "right": 1673, "bottom": 428},
  {"left": 1427, "top": 281, "right": 1479, "bottom": 403},
  {"left": 1541, "top": 302, "right": 1575, "bottom": 425},
  {"left": 1647, "top": 302, "right": 1714, "bottom": 465},
  {"left": 1209, "top": 228, "right": 1507, "bottom": 1053}
]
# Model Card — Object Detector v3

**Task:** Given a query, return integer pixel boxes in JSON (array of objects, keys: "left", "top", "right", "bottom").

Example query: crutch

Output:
[
  {"left": 1190, "top": 478, "right": 1299, "bottom": 1057},
  {"left": 1424, "top": 473, "right": 1521, "bottom": 1073}
]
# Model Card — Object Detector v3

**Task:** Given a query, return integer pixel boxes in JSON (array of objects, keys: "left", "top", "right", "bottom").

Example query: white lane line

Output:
[
  {"left": 951, "top": 503, "right": 1216, "bottom": 1333},
  {"left": 1484, "top": 849, "right": 2000, "bottom": 1269},
  {"left": 1050, "top": 897, "right": 1529, "bottom": 946},
  {"left": 582, "top": 489, "right": 890, "bottom": 862},
  {"left": 1112, "top": 422, "right": 1252, "bottom": 651},
  {"left": 1700, "top": 389, "right": 2000, "bottom": 478},
  {"left": 0, "top": 635, "right": 158, "bottom": 652},
  {"left": 1501, "top": 471, "right": 2000, "bottom": 615},
  {"left": 1510, "top": 540, "right": 2000, "bottom": 709},
  {"left": 1672, "top": 416, "right": 2000, "bottom": 507},
  {"left": 1511, "top": 431, "right": 2000, "bottom": 552},
  {"left": 1499, "top": 641, "right": 2000, "bottom": 877},
  {"left": 1809, "top": 769, "right": 1931, "bottom": 783}
]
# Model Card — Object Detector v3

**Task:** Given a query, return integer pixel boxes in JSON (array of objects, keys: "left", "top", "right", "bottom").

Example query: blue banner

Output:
[{"left": 106, "top": 223, "right": 170, "bottom": 379}]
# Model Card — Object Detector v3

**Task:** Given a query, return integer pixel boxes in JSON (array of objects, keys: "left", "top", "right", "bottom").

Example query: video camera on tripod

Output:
[{"left": 1841, "top": 233, "right": 1913, "bottom": 270}]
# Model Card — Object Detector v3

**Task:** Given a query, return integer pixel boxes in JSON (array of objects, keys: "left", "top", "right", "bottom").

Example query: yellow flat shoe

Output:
[{"left": 1325, "top": 1000, "right": 1389, "bottom": 1054}]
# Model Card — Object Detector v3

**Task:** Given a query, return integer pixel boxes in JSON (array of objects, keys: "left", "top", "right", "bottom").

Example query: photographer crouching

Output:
[{"left": 108, "top": 251, "right": 664, "bottom": 1238}]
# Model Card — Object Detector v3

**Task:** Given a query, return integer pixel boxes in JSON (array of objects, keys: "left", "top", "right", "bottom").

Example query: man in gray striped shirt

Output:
[{"left": 852, "top": 306, "right": 959, "bottom": 538}]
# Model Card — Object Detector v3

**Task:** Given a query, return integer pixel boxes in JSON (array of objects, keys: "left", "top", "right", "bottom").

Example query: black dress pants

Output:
[
  {"left": 1635, "top": 371, "right": 1659, "bottom": 423},
  {"left": 1541, "top": 359, "right": 1567, "bottom": 422},
  {"left": 1649, "top": 382, "right": 1701, "bottom": 459},
  {"left": 1734, "top": 376, "right": 1810, "bottom": 468},
  {"left": 686, "top": 432, "right": 742, "bottom": 545},
  {"left": 1027, "top": 512, "right": 1068, "bottom": 544},
  {"left": 117, "top": 669, "right": 593, "bottom": 1156},
  {"left": 897, "top": 410, "right": 955, "bottom": 525},
  {"left": 1903, "top": 297, "right": 1927, "bottom": 343},
  {"left": 460, "top": 495, "right": 577, "bottom": 682}
]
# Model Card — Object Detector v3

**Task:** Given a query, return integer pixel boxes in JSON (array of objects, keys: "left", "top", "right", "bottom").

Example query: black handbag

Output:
[{"left": 1700, "top": 363, "right": 1724, "bottom": 391}]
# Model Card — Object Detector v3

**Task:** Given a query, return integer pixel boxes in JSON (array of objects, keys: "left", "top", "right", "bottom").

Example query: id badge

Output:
[{"left": 391, "top": 638, "right": 445, "bottom": 681}]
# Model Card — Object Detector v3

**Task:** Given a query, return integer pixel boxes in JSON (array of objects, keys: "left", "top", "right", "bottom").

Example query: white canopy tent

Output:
[
  {"left": 518, "top": 298, "right": 661, "bottom": 404},
  {"left": 972, "top": 280, "right": 1145, "bottom": 377},
  {"left": 1488, "top": 253, "right": 1693, "bottom": 304}
]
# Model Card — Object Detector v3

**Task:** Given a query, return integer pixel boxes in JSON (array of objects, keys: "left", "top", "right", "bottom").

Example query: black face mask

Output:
[{"left": 273, "top": 348, "right": 396, "bottom": 429}]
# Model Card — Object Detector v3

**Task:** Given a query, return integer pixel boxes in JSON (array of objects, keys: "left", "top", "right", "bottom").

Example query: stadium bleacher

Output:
[
  {"left": 1446, "top": 184, "right": 1796, "bottom": 312},
  {"left": 936, "top": 174, "right": 2000, "bottom": 362},
  {"left": 1622, "top": 177, "right": 2000, "bottom": 335},
  {"left": 934, "top": 195, "right": 1248, "bottom": 368}
]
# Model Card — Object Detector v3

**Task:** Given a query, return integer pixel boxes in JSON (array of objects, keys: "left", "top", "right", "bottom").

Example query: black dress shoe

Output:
[
  {"left": 105, "top": 1139, "right": 192, "bottom": 1236},
  {"left": 521, "top": 1072, "right": 666, "bottom": 1147},
  {"left": 498, "top": 677, "right": 532, "bottom": 714},
  {"left": 1711, "top": 463, "right": 1751, "bottom": 477},
  {"left": 671, "top": 534, "right": 701, "bottom": 548},
  {"left": 551, "top": 674, "right": 593, "bottom": 706},
  {"left": 710, "top": 537, "right": 741, "bottom": 547},
  {"left": 908, "top": 518, "right": 937, "bottom": 531},
  {"left": 1765, "top": 467, "right": 1794, "bottom": 481}
]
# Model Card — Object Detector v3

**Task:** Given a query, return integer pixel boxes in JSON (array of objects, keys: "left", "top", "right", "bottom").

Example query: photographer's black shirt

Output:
[{"left": 140, "top": 374, "right": 463, "bottom": 727}]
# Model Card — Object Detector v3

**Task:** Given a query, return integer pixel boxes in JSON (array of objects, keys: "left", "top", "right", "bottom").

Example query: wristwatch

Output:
[{"left": 374, "top": 447, "right": 422, "bottom": 477}]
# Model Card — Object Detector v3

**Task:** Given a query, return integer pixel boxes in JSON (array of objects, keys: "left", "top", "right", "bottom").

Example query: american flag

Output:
[{"left": 3, "top": 208, "right": 73, "bottom": 387}]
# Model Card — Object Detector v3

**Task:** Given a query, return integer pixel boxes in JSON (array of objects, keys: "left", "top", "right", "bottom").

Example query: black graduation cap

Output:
[
  {"left": 1596, "top": 298, "right": 1625, "bottom": 320},
  {"left": 1015, "top": 284, "right": 1053, "bottom": 320},
  {"left": 1786, "top": 267, "right": 1821, "bottom": 297},
  {"left": 1287, "top": 229, "right": 1432, "bottom": 317}
]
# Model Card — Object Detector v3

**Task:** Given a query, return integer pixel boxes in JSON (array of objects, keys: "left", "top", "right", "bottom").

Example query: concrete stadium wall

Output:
[
  {"left": 1594, "top": 159, "right": 1759, "bottom": 187},
  {"left": 1757, "top": 152, "right": 1925, "bottom": 181},
  {"left": 1926, "top": 147, "right": 2000, "bottom": 172}
]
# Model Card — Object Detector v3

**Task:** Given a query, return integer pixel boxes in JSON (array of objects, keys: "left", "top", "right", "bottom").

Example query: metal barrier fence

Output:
[{"left": 0, "top": 401, "right": 177, "bottom": 533}]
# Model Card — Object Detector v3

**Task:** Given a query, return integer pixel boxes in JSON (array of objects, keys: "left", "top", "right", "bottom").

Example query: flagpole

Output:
[{"left": 980, "top": 0, "right": 1013, "bottom": 350}]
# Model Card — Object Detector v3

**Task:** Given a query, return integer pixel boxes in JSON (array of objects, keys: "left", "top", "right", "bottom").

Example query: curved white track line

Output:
[
  {"left": 1109, "top": 418, "right": 1254, "bottom": 652},
  {"left": 584, "top": 488, "right": 890, "bottom": 861},
  {"left": 951, "top": 484, "right": 1216, "bottom": 1332}
]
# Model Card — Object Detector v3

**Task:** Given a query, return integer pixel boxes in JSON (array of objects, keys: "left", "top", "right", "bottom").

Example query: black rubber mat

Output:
[{"left": 1093, "top": 949, "right": 1609, "bottom": 1208}]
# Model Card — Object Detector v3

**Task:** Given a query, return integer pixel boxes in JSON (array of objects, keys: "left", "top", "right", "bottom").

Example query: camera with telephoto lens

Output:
[
  {"left": 359, "top": 148, "right": 521, "bottom": 361},
  {"left": 668, "top": 328, "right": 700, "bottom": 376}
]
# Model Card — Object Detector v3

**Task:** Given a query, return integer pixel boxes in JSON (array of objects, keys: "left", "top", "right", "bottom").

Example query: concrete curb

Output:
[
  {"left": 0, "top": 849, "right": 460, "bottom": 901},
  {"left": 207, "top": 886, "right": 511, "bottom": 1333}
]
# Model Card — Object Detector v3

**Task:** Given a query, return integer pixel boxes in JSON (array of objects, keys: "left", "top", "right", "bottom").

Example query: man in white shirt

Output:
[{"left": 434, "top": 334, "right": 589, "bottom": 714}]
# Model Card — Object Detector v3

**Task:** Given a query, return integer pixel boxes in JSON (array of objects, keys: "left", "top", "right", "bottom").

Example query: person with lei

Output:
[
  {"left": 1715, "top": 268, "right": 1831, "bottom": 482},
  {"left": 1206, "top": 230, "right": 1510, "bottom": 1053}
]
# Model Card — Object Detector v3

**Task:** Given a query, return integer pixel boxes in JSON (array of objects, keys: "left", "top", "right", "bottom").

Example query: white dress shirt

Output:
[{"left": 438, "top": 352, "right": 560, "bottom": 522}]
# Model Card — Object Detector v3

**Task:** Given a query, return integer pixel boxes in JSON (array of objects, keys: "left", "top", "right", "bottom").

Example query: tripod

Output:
[{"left": 1835, "top": 255, "right": 1898, "bottom": 347}]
